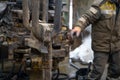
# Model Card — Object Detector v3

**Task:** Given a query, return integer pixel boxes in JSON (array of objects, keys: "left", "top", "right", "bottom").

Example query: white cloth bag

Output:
[{"left": 70, "top": 25, "right": 94, "bottom": 63}]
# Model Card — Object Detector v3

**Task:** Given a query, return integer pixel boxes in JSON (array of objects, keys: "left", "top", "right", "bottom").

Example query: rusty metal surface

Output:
[
  {"left": 0, "top": 0, "right": 77, "bottom": 80},
  {"left": 52, "top": 49, "right": 67, "bottom": 58}
]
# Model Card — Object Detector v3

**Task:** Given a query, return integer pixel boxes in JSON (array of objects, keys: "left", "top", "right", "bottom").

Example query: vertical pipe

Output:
[
  {"left": 22, "top": 0, "right": 30, "bottom": 30},
  {"left": 53, "top": 0, "right": 62, "bottom": 33},
  {"left": 48, "top": 42, "right": 52, "bottom": 80},
  {"left": 42, "top": 1, "right": 52, "bottom": 79},
  {"left": 69, "top": 0, "right": 73, "bottom": 30},
  {"left": 42, "top": 0, "right": 49, "bottom": 22},
  {"left": 42, "top": 42, "right": 52, "bottom": 80},
  {"left": 31, "top": 0, "right": 40, "bottom": 39}
]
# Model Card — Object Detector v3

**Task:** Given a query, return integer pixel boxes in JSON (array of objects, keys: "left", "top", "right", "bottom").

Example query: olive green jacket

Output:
[{"left": 75, "top": 0, "right": 120, "bottom": 52}]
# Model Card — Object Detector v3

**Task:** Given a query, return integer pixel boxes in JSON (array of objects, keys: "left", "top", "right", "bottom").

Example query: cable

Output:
[{"left": 52, "top": 68, "right": 69, "bottom": 80}]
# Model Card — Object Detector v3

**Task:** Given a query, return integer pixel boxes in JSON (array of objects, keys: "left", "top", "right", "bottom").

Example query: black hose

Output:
[
  {"left": 17, "top": 64, "right": 29, "bottom": 80},
  {"left": 52, "top": 68, "right": 69, "bottom": 80},
  {"left": 52, "top": 68, "right": 59, "bottom": 80}
]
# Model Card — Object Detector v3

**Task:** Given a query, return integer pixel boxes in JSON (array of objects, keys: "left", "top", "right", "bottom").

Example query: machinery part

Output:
[
  {"left": 31, "top": 55, "right": 42, "bottom": 70},
  {"left": 42, "top": 0, "right": 49, "bottom": 22},
  {"left": 53, "top": 0, "right": 62, "bottom": 36},
  {"left": 14, "top": 48, "right": 31, "bottom": 54},
  {"left": 69, "top": 0, "right": 73, "bottom": 30},
  {"left": 32, "top": 22, "right": 52, "bottom": 42},
  {"left": 0, "top": 45, "right": 8, "bottom": 60},
  {"left": 0, "top": 2, "right": 7, "bottom": 20},
  {"left": 0, "top": 0, "right": 71, "bottom": 80},
  {"left": 23, "top": 53, "right": 32, "bottom": 70},
  {"left": 14, "top": 47, "right": 31, "bottom": 62},
  {"left": 22, "top": 0, "right": 30, "bottom": 30},
  {"left": 31, "top": 0, "right": 39, "bottom": 41}
]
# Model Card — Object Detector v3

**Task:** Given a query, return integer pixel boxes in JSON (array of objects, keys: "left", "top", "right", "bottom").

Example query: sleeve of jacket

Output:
[{"left": 75, "top": 0, "right": 103, "bottom": 31}]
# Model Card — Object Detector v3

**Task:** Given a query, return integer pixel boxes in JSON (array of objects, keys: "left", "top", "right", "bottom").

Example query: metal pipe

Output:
[
  {"left": 14, "top": 48, "right": 31, "bottom": 54},
  {"left": 22, "top": 0, "right": 30, "bottom": 30},
  {"left": 42, "top": 0, "right": 49, "bottom": 22},
  {"left": 31, "top": 0, "right": 40, "bottom": 39},
  {"left": 53, "top": 0, "right": 62, "bottom": 33},
  {"left": 69, "top": 58, "right": 79, "bottom": 70},
  {"left": 69, "top": 0, "right": 73, "bottom": 30},
  {"left": 43, "top": 42, "right": 52, "bottom": 80}
]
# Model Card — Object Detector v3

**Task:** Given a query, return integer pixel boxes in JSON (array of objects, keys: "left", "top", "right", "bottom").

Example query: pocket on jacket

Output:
[
  {"left": 100, "top": 10, "right": 115, "bottom": 20},
  {"left": 100, "top": 14, "right": 113, "bottom": 20}
]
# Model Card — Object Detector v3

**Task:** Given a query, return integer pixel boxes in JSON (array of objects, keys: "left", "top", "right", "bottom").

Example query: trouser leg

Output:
[
  {"left": 89, "top": 51, "right": 109, "bottom": 80},
  {"left": 106, "top": 51, "right": 120, "bottom": 80}
]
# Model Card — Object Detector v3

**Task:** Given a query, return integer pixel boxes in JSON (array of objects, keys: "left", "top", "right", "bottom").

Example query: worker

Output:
[{"left": 71, "top": 0, "right": 120, "bottom": 80}]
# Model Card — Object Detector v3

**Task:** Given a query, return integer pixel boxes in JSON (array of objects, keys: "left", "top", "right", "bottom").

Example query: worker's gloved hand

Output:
[{"left": 71, "top": 26, "right": 81, "bottom": 38}]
